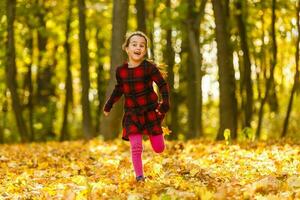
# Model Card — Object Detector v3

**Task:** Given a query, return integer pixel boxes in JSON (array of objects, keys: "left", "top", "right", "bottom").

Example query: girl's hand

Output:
[
  {"left": 155, "top": 109, "right": 162, "bottom": 116},
  {"left": 103, "top": 111, "right": 109, "bottom": 116}
]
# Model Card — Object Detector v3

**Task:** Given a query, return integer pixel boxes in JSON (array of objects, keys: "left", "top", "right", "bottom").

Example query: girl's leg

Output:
[
  {"left": 149, "top": 134, "right": 165, "bottom": 153},
  {"left": 128, "top": 133, "right": 144, "bottom": 177}
]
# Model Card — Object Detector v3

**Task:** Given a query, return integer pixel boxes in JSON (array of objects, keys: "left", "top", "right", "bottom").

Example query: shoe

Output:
[{"left": 136, "top": 175, "right": 145, "bottom": 182}]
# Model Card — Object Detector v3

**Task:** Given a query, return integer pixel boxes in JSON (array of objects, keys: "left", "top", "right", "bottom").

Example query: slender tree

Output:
[
  {"left": 100, "top": 0, "right": 129, "bottom": 140},
  {"left": 256, "top": 0, "right": 277, "bottom": 138},
  {"left": 0, "top": 123, "right": 3, "bottom": 143},
  {"left": 149, "top": 0, "right": 158, "bottom": 59},
  {"left": 36, "top": 0, "right": 48, "bottom": 103},
  {"left": 78, "top": 0, "right": 93, "bottom": 139},
  {"left": 163, "top": 0, "right": 177, "bottom": 139},
  {"left": 6, "top": 0, "right": 29, "bottom": 142},
  {"left": 45, "top": 47, "right": 59, "bottom": 140},
  {"left": 252, "top": 2, "right": 267, "bottom": 113},
  {"left": 95, "top": 29, "right": 106, "bottom": 135},
  {"left": 212, "top": 0, "right": 238, "bottom": 140},
  {"left": 185, "top": 0, "right": 207, "bottom": 138},
  {"left": 282, "top": 0, "right": 300, "bottom": 137},
  {"left": 19, "top": 2, "right": 37, "bottom": 140},
  {"left": 35, "top": 0, "right": 57, "bottom": 140},
  {"left": 23, "top": 32, "right": 34, "bottom": 140},
  {"left": 235, "top": 0, "right": 253, "bottom": 128},
  {"left": 135, "top": 0, "right": 147, "bottom": 33},
  {"left": 0, "top": 115, "right": 3, "bottom": 143},
  {"left": 179, "top": 22, "right": 190, "bottom": 138},
  {"left": 0, "top": 90, "right": 8, "bottom": 143},
  {"left": 257, "top": 6, "right": 266, "bottom": 102},
  {"left": 61, "top": 0, "right": 74, "bottom": 141}
]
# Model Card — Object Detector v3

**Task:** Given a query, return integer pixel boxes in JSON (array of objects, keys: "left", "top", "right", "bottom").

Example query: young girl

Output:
[{"left": 103, "top": 31, "right": 170, "bottom": 182}]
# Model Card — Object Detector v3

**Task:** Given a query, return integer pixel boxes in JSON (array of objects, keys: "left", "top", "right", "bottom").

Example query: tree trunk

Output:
[
  {"left": 186, "top": 49, "right": 197, "bottom": 139},
  {"left": 212, "top": 0, "right": 238, "bottom": 140},
  {"left": 23, "top": 32, "right": 35, "bottom": 141},
  {"left": 268, "top": 82, "right": 279, "bottom": 112},
  {"left": 44, "top": 47, "right": 58, "bottom": 140},
  {"left": 95, "top": 29, "right": 106, "bottom": 135},
  {"left": 186, "top": 0, "right": 207, "bottom": 139},
  {"left": 282, "top": 0, "right": 300, "bottom": 137},
  {"left": 36, "top": 0, "right": 47, "bottom": 102},
  {"left": 135, "top": 0, "right": 147, "bottom": 33},
  {"left": 267, "top": 0, "right": 279, "bottom": 115},
  {"left": 0, "top": 122, "right": 3, "bottom": 143},
  {"left": 6, "top": 0, "right": 29, "bottom": 142},
  {"left": 256, "top": 0, "right": 277, "bottom": 139},
  {"left": 78, "top": 0, "right": 93, "bottom": 139},
  {"left": 179, "top": 26, "right": 190, "bottom": 137},
  {"left": 61, "top": 0, "right": 74, "bottom": 141},
  {"left": 100, "top": 0, "right": 129, "bottom": 140},
  {"left": 0, "top": 90, "right": 8, "bottom": 143},
  {"left": 35, "top": 0, "right": 57, "bottom": 140},
  {"left": 21, "top": 22, "right": 35, "bottom": 140},
  {"left": 149, "top": 0, "right": 158, "bottom": 59},
  {"left": 163, "top": 0, "right": 177, "bottom": 139},
  {"left": 235, "top": 0, "right": 253, "bottom": 128},
  {"left": 255, "top": 5, "right": 266, "bottom": 104},
  {"left": 0, "top": 117, "right": 3, "bottom": 143}
]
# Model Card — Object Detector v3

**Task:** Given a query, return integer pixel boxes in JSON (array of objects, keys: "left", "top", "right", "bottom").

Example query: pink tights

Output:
[{"left": 128, "top": 133, "right": 165, "bottom": 177}]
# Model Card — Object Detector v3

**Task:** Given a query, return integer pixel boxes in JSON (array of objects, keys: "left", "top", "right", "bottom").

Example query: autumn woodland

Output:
[{"left": 1, "top": 0, "right": 300, "bottom": 199}]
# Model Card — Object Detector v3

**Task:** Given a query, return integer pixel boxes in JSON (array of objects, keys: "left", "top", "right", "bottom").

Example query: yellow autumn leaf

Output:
[
  {"left": 287, "top": 175, "right": 300, "bottom": 189},
  {"left": 153, "top": 163, "right": 162, "bottom": 174},
  {"left": 162, "top": 126, "right": 172, "bottom": 136},
  {"left": 71, "top": 175, "right": 88, "bottom": 186}
]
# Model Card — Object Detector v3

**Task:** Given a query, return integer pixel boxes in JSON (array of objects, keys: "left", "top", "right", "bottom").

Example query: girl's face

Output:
[{"left": 125, "top": 35, "right": 147, "bottom": 64}]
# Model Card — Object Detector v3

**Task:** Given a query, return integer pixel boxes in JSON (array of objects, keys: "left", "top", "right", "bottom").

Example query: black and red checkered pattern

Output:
[{"left": 104, "top": 59, "right": 170, "bottom": 141}]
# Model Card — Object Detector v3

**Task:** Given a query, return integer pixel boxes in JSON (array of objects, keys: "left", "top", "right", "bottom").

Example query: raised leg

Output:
[{"left": 149, "top": 134, "right": 165, "bottom": 153}]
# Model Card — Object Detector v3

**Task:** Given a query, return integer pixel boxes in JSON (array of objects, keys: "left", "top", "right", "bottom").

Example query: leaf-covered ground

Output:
[{"left": 0, "top": 138, "right": 300, "bottom": 200}]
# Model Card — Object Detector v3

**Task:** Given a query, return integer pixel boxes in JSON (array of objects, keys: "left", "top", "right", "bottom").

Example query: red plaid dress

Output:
[{"left": 104, "top": 59, "right": 170, "bottom": 141}]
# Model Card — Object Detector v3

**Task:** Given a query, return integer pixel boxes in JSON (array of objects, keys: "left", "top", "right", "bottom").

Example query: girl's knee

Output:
[
  {"left": 153, "top": 144, "right": 165, "bottom": 153},
  {"left": 150, "top": 134, "right": 165, "bottom": 153}
]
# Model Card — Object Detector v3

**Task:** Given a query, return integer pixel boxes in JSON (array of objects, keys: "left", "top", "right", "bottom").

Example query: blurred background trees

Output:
[{"left": 0, "top": 0, "right": 299, "bottom": 143}]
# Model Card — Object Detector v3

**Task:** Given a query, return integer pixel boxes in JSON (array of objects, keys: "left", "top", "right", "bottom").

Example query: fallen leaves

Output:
[{"left": 0, "top": 138, "right": 300, "bottom": 199}]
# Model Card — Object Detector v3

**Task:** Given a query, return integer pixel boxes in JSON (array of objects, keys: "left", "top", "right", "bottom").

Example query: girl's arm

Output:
[
  {"left": 151, "top": 65, "right": 170, "bottom": 113},
  {"left": 103, "top": 68, "right": 123, "bottom": 113}
]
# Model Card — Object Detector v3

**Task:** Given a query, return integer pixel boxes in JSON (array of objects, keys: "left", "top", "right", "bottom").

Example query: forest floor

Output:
[{"left": 0, "top": 137, "right": 300, "bottom": 200}]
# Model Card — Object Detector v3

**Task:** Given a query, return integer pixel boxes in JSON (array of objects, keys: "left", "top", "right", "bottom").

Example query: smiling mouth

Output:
[{"left": 134, "top": 52, "right": 141, "bottom": 55}]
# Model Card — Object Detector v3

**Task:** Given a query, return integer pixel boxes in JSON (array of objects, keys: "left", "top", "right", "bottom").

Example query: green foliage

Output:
[
  {"left": 224, "top": 129, "right": 232, "bottom": 145},
  {"left": 239, "top": 127, "right": 255, "bottom": 141}
]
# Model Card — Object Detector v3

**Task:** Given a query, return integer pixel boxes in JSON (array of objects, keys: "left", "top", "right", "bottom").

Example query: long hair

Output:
[{"left": 147, "top": 59, "right": 168, "bottom": 79}]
